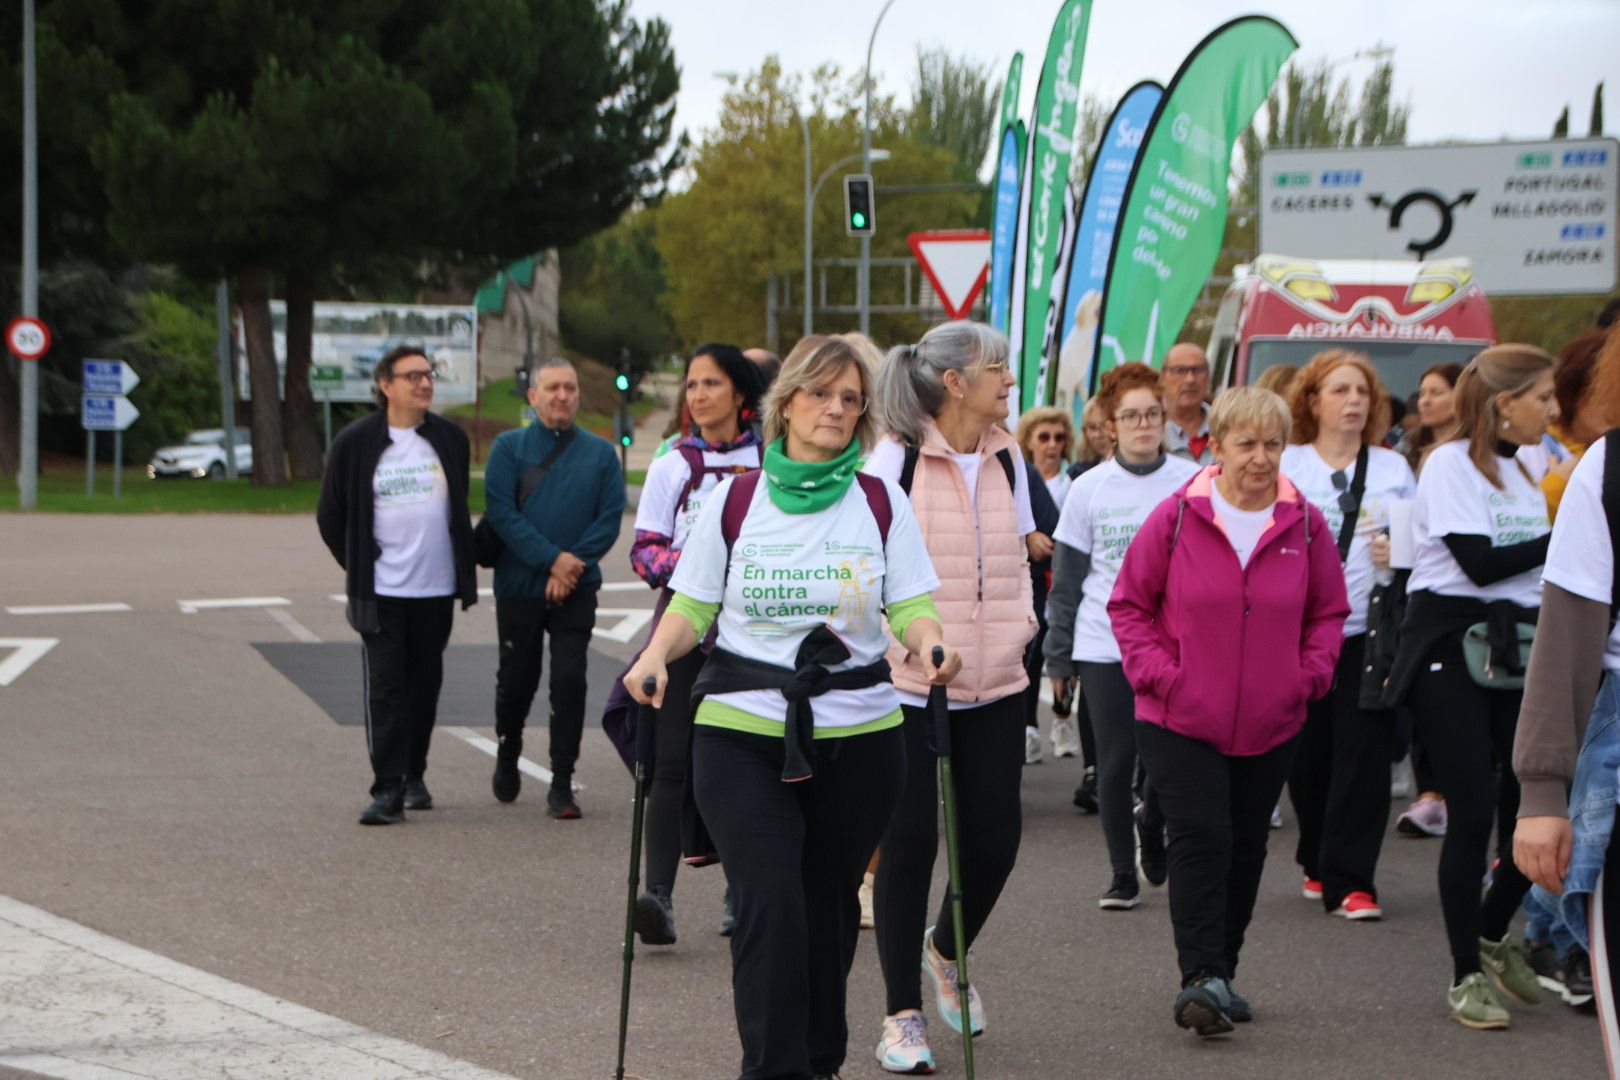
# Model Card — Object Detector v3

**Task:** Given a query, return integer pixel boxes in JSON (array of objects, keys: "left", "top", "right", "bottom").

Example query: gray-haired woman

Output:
[{"left": 863, "top": 319, "right": 1038, "bottom": 1073}]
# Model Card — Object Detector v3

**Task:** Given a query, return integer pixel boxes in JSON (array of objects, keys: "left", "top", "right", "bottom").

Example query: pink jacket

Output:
[
  {"left": 886, "top": 423, "right": 1037, "bottom": 704},
  {"left": 1107, "top": 466, "right": 1349, "bottom": 756}
]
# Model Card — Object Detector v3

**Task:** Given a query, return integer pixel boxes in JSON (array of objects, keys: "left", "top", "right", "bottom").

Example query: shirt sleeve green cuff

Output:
[
  {"left": 886, "top": 593, "right": 939, "bottom": 643},
  {"left": 667, "top": 592, "right": 720, "bottom": 639}
]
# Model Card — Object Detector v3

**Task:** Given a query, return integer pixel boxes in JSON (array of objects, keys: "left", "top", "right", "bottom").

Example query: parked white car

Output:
[{"left": 147, "top": 428, "right": 253, "bottom": 480}]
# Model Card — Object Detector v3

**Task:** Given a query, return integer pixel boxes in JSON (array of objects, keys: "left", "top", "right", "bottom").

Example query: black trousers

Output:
[
  {"left": 875, "top": 694, "right": 1025, "bottom": 1014},
  {"left": 693, "top": 723, "right": 904, "bottom": 1080},
  {"left": 1409, "top": 634, "right": 1533, "bottom": 980},
  {"left": 1080, "top": 661, "right": 1164, "bottom": 876},
  {"left": 493, "top": 589, "right": 597, "bottom": 781},
  {"left": 645, "top": 647, "right": 704, "bottom": 890},
  {"left": 1287, "top": 635, "right": 1395, "bottom": 910},
  {"left": 1137, "top": 721, "right": 1298, "bottom": 984},
  {"left": 361, "top": 595, "right": 454, "bottom": 795},
  {"left": 1021, "top": 629, "right": 1097, "bottom": 765}
]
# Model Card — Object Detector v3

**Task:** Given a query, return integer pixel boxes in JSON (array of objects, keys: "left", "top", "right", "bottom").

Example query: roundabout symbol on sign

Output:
[{"left": 6, "top": 316, "right": 51, "bottom": 360}]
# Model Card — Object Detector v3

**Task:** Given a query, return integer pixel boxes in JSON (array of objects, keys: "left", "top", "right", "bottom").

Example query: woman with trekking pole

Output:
[
  {"left": 864, "top": 320, "right": 1038, "bottom": 1074},
  {"left": 624, "top": 333, "right": 959, "bottom": 1080},
  {"left": 1108, "top": 386, "right": 1349, "bottom": 1037}
]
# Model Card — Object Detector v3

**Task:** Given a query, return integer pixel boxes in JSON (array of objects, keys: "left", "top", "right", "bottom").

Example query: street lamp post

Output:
[
  {"left": 800, "top": 114, "right": 812, "bottom": 337},
  {"left": 805, "top": 149, "right": 890, "bottom": 339},
  {"left": 859, "top": 0, "right": 899, "bottom": 336}
]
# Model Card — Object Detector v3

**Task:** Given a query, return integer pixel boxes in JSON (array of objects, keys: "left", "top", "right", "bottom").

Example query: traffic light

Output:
[
  {"left": 615, "top": 356, "right": 633, "bottom": 447},
  {"left": 844, "top": 174, "right": 875, "bottom": 237},
  {"left": 615, "top": 411, "right": 634, "bottom": 447},
  {"left": 614, "top": 372, "right": 631, "bottom": 393}
]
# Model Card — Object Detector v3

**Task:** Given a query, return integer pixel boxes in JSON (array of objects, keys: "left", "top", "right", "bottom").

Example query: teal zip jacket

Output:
[{"left": 485, "top": 422, "right": 625, "bottom": 597}]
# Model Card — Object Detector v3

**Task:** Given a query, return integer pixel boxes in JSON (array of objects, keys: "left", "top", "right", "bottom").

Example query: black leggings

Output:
[
  {"left": 1409, "top": 634, "right": 1534, "bottom": 980},
  {"left": 1022, "top": 629, "right": 1097, "bottom": 763},
  {"left": 644, "top": 648, "right": 704, "bottom": 892},
  {"left": 693, "top": 723, "right": 904, "bottom": 1079},
  {"left": 875, "top": 694, "right": 1025, "bottom": 1015},
  {"left": 1080, "top": 661, "right": 1163, "bottom": 877}
]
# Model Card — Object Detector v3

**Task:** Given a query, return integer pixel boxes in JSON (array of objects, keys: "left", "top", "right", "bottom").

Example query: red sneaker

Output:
[
  {"left": 1332, "top": 891, "right": 1383, "bottom": 921},
  {"left": 1302, "top": 876, "right": 1323, "bottom": 901}
]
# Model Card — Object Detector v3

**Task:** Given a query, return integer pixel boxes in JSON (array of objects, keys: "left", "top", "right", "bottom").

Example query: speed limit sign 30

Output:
[{"left": 6, "top": 316, "right": 51, "bottom": 360}]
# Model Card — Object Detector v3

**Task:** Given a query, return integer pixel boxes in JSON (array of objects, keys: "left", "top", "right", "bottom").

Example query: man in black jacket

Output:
[{"left": 317, "top": 345, "right": 478, "bottom": 825}]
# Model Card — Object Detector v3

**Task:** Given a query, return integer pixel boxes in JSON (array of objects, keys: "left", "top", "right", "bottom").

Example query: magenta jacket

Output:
[{"left": 1107, "top": 466, "right": 1350, "bottom": 757}]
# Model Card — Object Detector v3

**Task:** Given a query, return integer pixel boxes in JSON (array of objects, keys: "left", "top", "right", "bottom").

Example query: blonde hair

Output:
[
  {"left": 1288, "top": 349, "right": 1391, "bottom": 447},
  {"left": 762, "top": 333, "right": 881, "bottom": 450},
  {"left": 1209, "top": 386, "right": 1292, "bottom": 446},
  {"left": 1255, "top": 363, "right": 1299, "bottom": 398},
  {"left": 1452, "top": 343, "right": 1556, "bottom": 489},
  {"left": 1077, "top": 397, "right": 1111, "bottom": 463},
  {"left": 1015, "top": 406, "right": 1073, "bottom": 462}
]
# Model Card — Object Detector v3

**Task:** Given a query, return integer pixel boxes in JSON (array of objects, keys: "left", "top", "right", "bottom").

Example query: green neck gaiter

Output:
[{"left": 763, "top": 437, "right": 860, "bottom": 514}]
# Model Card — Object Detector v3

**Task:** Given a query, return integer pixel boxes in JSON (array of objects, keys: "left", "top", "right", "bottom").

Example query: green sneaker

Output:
[
  {"left": 1479, "top": 937, "right": 1543, "bottom": 1005},
  {"left": 1448, "top": 973, "right": 1509, "bottom": 1030}
]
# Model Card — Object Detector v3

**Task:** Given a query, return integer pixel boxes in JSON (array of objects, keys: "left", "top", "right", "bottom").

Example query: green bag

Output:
[{"left": 1460, "top": 621, "right": 1534, "bottom": 691}]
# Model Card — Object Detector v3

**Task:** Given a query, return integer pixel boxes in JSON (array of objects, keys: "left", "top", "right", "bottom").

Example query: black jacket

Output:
[{"left": 316, "top": 409, "right": 478, "bottom": 633}]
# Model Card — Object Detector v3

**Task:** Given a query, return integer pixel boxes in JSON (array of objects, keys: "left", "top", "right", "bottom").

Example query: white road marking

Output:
[
  {"left": 0, "top": 894, "right": 521, "bottom": 1080},
  {"left": 592, "top": 607, "right": 654, "bottom": 645},
  {"left": 0, "top": 638, "right": 58, "bottom": 687},
  {"left": 5, "top": 603, "right": 131, "bottom": 616},
  {"left": 442, "top": 727, "right": 583, "bottom": 793},
  {"left": 599, "top": 581, "right": 650, "bottom": 593},
  {"left": 266, "top": 607, "right": 321, "bottom": 644},
  {"left": 178, "top": 597, "right": 290, "bottom": 614}
]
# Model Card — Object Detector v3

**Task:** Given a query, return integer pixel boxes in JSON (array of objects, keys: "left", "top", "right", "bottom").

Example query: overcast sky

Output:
[{"left": 635, "top": 0, "right": 1617, "bottom": 153}]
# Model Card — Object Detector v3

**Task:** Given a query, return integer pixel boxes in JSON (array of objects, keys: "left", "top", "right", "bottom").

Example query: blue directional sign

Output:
[
  {"left": 82, "top": 395, "right": 140, "bottom": 432},
  {"left": 82, "top": 359, "right": 139, "bottom": 396}
]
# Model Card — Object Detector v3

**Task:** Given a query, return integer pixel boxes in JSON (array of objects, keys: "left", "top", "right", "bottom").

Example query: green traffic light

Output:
[
  {"left": 615, "top": 374, "right": 631, "bottom": 391},
  {"left": 620, "top": 435, "right": 632, "bottom": 446},
  {"left": 851, "top": 212, "right": 867, "bottom": 229}
]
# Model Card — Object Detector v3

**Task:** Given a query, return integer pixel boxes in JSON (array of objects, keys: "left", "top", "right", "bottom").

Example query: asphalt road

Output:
[{"left": 0, "top": 512, "right": 1605, "bottom": 1079}]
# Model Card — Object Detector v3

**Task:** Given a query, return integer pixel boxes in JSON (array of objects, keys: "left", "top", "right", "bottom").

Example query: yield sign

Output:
[
  {"left": 908, "top": 230, "right": 992, "bottom": 321},
  {"left": 0, "top": 638, "right": 58, "bottom": 687}
]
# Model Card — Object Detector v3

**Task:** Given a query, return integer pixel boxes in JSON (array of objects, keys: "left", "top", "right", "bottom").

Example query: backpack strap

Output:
[
  {"left": 720, "top": 470, "right": 762, "bottom": 553},
  {"left": 899, "top": 443, "right": 920, "bottom": 496},
  {"left": 674, "top": 445, "right": 708, "bottom": 515},
  {"left": 854, "top": 472, "right": 893, "bottom": 547},
  {"left": 995, "top": 447, "right": 1017, "bottom": 493},
  {"left": 1603, "top": 428, "right": 1620, "bottom": 620}
]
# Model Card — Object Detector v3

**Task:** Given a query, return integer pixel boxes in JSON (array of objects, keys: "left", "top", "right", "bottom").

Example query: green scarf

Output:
[{"left": 763, "top": 437, "right": 860, "bottom": 514}]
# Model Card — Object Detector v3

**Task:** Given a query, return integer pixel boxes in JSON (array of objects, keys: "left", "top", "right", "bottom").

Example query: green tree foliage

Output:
[
  {"left": 1591, "top": 82, "right": 1605, "bottom": 136},
  {"left": 1554, "top": 104, "right": 1571, "bottom": 138},
  {"left": 559, "top": 210, "right": 677, "bottom": 376},
  {"left": 654, "top": 58, "right": 978, "bottom": 351},
  {"left": 907, "top": 47, "right": 1001, "bottom": 182}
]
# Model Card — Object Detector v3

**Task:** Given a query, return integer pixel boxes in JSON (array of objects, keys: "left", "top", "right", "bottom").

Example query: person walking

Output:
[
  {"left": 624, "top": 334, "right": 959, "bottom": 1080},
  {"left": 484, "top": 358, "right": 625, "bottom": 818},
  {"left": 1161, "top": 343, "right": 1215, "bottom": 465},
  {"left": 317, "top": 345, "right": 478, "bottom": 825},
  {"left": 1109, "top": 386, "right": 1349, "bottom": 1036},
  {"left": 1383, "top": 343, "right": 1559, "bottom": 1030},
  {"left": 627, "top": 343, "right": 764, "bottom": 944},
  {"left": 1280, "top": 350, "right": 1416, "bottom": 921},
  {"left": 1045, "top": 362, "right": 1198, "bottom": 911},
  {"left": 864, "top": 320, "right": 1038, "bottom": 1070}
]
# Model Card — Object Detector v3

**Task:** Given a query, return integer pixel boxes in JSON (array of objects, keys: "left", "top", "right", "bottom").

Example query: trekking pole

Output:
[
  {"left": 930, "top": 645, "right": 975, "bottom": 1079},
  {"left": 614, "top": 676, "right": 658, "bottom": 1080}
]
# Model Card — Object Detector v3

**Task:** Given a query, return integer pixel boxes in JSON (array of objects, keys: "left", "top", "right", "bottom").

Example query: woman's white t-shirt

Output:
[
  {"left": 1407, "top": 440, "right": 1550, "bottom": 608},
  {"left": 1281, "top": 443, "right": 1417, "bottom": 636},
  {"left": 1543, "top": 440, "right": 1620, "bottom": 672},
  {"left": 1209, "top": 483, "right": 1275, "bottom": 569},
  {"left": 634, "top": 442, "right": 761, "bottom": 551},
  {"left": 372, "top": 427, "right": 455, "bottom": 597},
  {"left": 1053, "top": 456, "right": 1198, "bottom": 662},
  {"left": 669, "top": 474, "right": 940, "bottom": 730},
  {"left": 1043, "top": 468, "right": 1073, "bottom": 511}
]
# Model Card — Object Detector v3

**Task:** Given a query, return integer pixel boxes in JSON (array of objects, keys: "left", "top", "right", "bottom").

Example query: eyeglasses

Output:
[
  {"left": 1114, "top": 407, "right": 1165, "bottom": 427},
  {"left": 802, "top": 387, "right": 868, "bottom": 414},
  {"left": 1164, "top": 365, "right": 1208, "bottom": 380},
  {"left": 1083, "top": 422, "right": 1109, "bottom": 435},
  {"left": 1330, "top": 469, "right": 1358, "bottom": 515},
  {"left": 1033, "top": 431, "right": 1067, "bottom": 444},
  {"left": 391, "top": 368, "right": 436, "bottom": 385}
]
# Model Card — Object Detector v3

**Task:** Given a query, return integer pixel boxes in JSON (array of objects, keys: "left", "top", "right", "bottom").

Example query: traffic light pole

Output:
[
  {"left": 18, "top": 0, "right": 39, "bottom": 508},
  {"left": 859, "top": 0, "right": 898, "bottom": 337}
]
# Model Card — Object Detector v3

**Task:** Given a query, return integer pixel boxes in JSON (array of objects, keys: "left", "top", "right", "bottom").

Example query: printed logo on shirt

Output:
[
  {"left": 375, "top": 460, "right": 442, "bottom": 505},
  {"left": 1094, "top": 504, "right": 1148, "bottom": 562},
  {"left": 738, "top": 555, "right": 877, "bottom": 637}
]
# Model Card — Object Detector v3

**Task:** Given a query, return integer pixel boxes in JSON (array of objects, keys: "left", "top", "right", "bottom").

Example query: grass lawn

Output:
[
  {"left": 1, "top": 466, "right": 492, "bottom": 515},
  {"left": 447, "top": 378, "right": 660, "bottom": 434}
]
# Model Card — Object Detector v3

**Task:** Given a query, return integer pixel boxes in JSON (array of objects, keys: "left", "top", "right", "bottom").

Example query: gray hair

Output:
[
  {"left": 874, "top": 320, "right": 1010, "bottom": 446},
  {"left": 529, "top": 356, "right": 575, "bottom": 382}
]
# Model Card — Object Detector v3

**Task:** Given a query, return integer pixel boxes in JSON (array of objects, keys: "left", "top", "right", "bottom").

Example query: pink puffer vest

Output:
[{"left": 886, "top": 421, "right": 1036, "bottom": 703}]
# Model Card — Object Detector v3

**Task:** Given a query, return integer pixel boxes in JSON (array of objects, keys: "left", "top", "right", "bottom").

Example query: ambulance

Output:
[{"left": 1208, "top": 254, "right": 1497, "bottom": 401}]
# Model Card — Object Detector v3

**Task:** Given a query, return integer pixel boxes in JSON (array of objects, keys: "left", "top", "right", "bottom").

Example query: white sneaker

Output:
[
  {"left": 876, "top": 1012, "right": 935, "bottom": 1074},
  {"left": 1050, "top": 716, "right": 1080, "bottom": 758},
  {"left": 1024, "top": 726, "right": 1043, "bottom": 765},
  {"left": 1391, "top": 760, "right": 1413, "bottom": 800},
  {"left": 859, "top": 871, "right": 875, "bottom": 930},
  {"left": 922, "top": 927, "right": 985, "bottom": 1035},
  {"left": 1270, "top": 804, "right": 1283, "bottom": 829}
]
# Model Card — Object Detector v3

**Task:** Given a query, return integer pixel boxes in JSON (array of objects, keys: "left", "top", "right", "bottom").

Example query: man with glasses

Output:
[
  {"left": 485, "top": 357, "right": 625, "bottom": 818},
  {"left": 1161, "top": 343, "right": 1215, "bottom": 465},
  {"left": 318, "top": 345, "right": 478, "bottom": 826}
]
